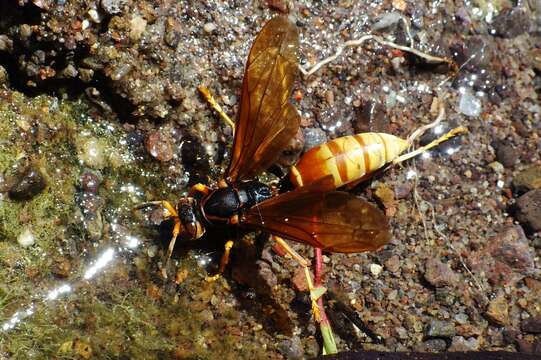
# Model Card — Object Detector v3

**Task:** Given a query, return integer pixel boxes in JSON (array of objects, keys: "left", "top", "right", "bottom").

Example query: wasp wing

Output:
[
  {"left": 240, "top": 176, "right": 391, "bottom": 253},
  {"left": 226, "top": 16, "right": 300, "bottom": 182}
]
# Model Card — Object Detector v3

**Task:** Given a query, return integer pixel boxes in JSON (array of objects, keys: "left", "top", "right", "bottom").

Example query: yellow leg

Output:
[
  {"left": 161, "top": 218, "right": 181, "bottom": 279},
  {"left": 189, "top": 183, "right": 210, "bottom": 197},
  {"left": 393, "top": 126, "right": 468, "bottom": 165},
  {"left": 134, "top": 200, "right": 178, "bottom": 218},
  {"left": 206, "top": 240, "right": 234, "bottom": 282},
  {"left": 274, "top": 236, "right": 324, "bottom": 322},
  {"left": 135, "top": 200, "right": 182, "bottom": 279},
  {"left": 198, "top": 85, "right": 235, "bottom": 132}
]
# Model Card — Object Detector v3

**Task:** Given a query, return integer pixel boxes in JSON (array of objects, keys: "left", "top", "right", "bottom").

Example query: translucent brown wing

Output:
[
  {"left": 226, "top": 16, "right": 300, "bottom": 182},
  {"left": 240, "top": 176, "right": 391, "bottom": 253}
]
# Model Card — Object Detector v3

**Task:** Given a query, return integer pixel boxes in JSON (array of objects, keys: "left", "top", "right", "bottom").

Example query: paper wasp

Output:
[
  {"left": 137, "top": 16, "right": 392, "bottom": 318},
  {"left": 182, "top": 15, "right": 467, "bottom": 353}
]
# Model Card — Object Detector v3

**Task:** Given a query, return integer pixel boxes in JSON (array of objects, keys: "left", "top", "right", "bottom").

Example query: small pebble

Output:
[
  {"left": 81, "top": 172, "right": 100, "bottom": 194},
  {"left": 448, "top": 336, "right": 479, "bottom": 352},
  {"left": 292, "top": 267, "right": 313, "bottom": 292},
  {"left": 17, "top": 227, "right": 35, "bottom": 248},
  {"left": 488, "top": 161, "right": 505, "bottom": 174},
  {"left": 100, "top": 0, "right": 125, "bottom": 15},
  {"left": 203, "top": 22, "right": 217, "bottom": 34},
  {"left": 372, "top": 12, "right": 402, "bottom": 31},
  {"left": 147, "top": 245, "right": 158, "bottom": 258},
  {"left": 513, "top": 165, "right": 541, "bottom": 193},
  {"left": 515, "top": 189, "right": 541, "bottom": 231},
  {"left": 532, "top": 48, "right": 541, "bottom": 72},
  {"left": 325, "top": 90, "right": 334, "bottom": 106},
  {"left": 521, "top": 317, "right": 541, "bottom": 334},
  {"left": 485, "top": 294, "right": 509, "bottom": 325},
  {"left": 266, "top": 0, "right": 288, "bottom": 13},
  {"left": 414, "top": 339, "right": 447, "bottom": 352},
  {"left": 278, "top": 336, "right": 304, "bottom": 360},
  {"left": 9, "top": 166, "right": 47, "bottom": 201},
  {"left": 145, "top": 131, "right": 174, "bottom": 162},
  {"left": 384, "top": 255, "right": 400, "bottom": 273},
  {"left": 0, "top": 35, "right": 13, "bottom": 52},
  {"left": 77, "top": 138, "right": 107, "bottom": 169},
  {"left": 52, "top": 257, "right": 72, "bottom": 277},
  {"left": 369, "top": 263, "right": 383, "bottom": 277},
  {"left": 130, "top": 16, "right": 147, "bottom": 41},
  {"left": 426, "top": 319, "right": 456, "bottom": 338},
  {"left": 424, "top": 258, "right": 458, "bottom": 287},
  {"left": 394, "top": 183, "right": 412, "bottom": 199},
  {"left": 492, "top": 140, "right": 518, "bottom": 168},
  {"left": 492, "top": 7, "right": 531, "bottom": 38},
  {"left": 0, "top": 64, "right": 8, "bottom": 85},
  {"left": 459, "top": 89, "right": 482, "bottom": 117},
  {"left": 87, "top": 9, "right": 102, "bottom": 23},
  {"left": 455, "top": 313, "right": 469, "bottom": 324},
  {"left": 392, "top": 0, "right": 407, "bottom": 11},
  {"left": 62, "top": 64, "right": 78, "bottom": 78}
]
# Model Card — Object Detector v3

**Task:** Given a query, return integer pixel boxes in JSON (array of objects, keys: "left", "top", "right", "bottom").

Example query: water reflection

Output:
[{"left": 1, "top": 227, "right": 141, "bottom": 333}]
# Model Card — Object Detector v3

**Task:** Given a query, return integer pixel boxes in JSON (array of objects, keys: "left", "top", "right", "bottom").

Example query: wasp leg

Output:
[
  {"left": 198, "top": 85, "right": 235, "bottom": 132},
  {"left": 273, "top": 236, "right": 325, "bottom": 322},
  {"left": 206, "top": 240, "right": 234, "bottom": 282},
  {"left": 218, "top": 179, "right": 228, "bottom": 189},
  {"left": 189, "top": 183, "right": 210, "bottom": 197},
  {"left": 161, "top": 218, "right": 181, "bottom": 279},
  {"left": 134, "top": 200, "right": 182, "bottom": 279}
]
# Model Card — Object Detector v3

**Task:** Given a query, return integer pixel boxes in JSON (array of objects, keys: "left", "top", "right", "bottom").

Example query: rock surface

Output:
[{"left": 515, "top": 189, "right": 541, "bottom": 231}]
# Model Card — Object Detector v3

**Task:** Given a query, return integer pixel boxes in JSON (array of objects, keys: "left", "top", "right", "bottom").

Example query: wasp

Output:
[
  {"left": 189, "top": 16, "right": 467, "bottom": 353},
  {"left": 138, "top": 16, "right": 391, "bottom": 318}
]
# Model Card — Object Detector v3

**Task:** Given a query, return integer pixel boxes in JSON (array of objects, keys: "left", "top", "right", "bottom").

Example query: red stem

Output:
[{"left": 315, "top": 248, "right": 323, "bottom": 285}]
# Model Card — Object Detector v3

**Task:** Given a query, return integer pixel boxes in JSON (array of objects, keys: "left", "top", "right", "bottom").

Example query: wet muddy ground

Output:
[{"left": 0, "top": 0, "right": 540, "bottom": 359}]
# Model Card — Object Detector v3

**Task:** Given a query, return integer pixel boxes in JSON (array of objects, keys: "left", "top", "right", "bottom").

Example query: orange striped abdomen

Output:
[{"left": 290, "top": 133, "right": 409, "bottom": 188}]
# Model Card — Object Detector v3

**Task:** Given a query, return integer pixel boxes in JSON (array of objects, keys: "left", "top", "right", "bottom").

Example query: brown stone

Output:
[
  {"left": 384, "top": 255, "right": 401, "bottom": 273},
  {"left": 145, "top": 130, "right": 174, "bottom": 162},
  {"left": 468, "top": 225, "right": 535, "bottom": 286},
  {"left": 516, "top": 189, "right": 541, "bottom": 231},
  {"left": 424, "top": 258, "right": 459, "bottom": 287},
  {"left": 521, "top": 317, "right": 541, "bottom": 334},
  {"left": 485, "top": 294, "right": 509, "bottom": 326}
]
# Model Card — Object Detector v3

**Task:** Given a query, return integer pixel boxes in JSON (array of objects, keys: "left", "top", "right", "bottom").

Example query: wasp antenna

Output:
[
  {"left": 393, "top": 126, "right": 469, "bottom": 165},
  {"left": 133, "top": 200, "right": 164, "bottom": 210}
]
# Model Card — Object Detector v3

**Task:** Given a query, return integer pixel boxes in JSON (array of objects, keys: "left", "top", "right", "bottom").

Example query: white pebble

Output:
[
  {"left": 130, "top": 16, "right": 147, "bottom": 41},
  {"left": 488, "top": 161, "right": 504, "bottom": 174},
  {"left": 459, "top": 89, "right": 482, "bottom": 117},
  {"left": 88, "top": 9, "right": 102, "bottom": 23},
  {"left": 82, "top": 20, "right": 91, "bottom": 30},
  {"left": 18, "top": 228, "right": 35, "bottom": 248},
  {"left": 203, "top": 22, "right": 217, "bottom": 33},
  {"left": 373, "top": 12, "right": 402, "bottom": 30},
  {"left": 370, "top": 263, "right": 383, "bottom": 277}
]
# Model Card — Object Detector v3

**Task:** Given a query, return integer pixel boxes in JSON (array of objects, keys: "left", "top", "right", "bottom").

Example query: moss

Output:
[{"left": 0, "top": 89, "right": 277, "bottom": 359}]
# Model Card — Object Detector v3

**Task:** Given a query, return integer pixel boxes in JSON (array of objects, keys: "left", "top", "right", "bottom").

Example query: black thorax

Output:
[{"left": 201, "top": 181, "right": 272, "bottom": 223}]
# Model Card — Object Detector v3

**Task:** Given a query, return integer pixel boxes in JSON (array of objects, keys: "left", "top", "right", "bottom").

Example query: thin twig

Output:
[
  {"left": 299, "top": 34, "right": 455, "bottom": 78},
  {"left": 406, "top": 97, "right": 446, "bottom": 147}
]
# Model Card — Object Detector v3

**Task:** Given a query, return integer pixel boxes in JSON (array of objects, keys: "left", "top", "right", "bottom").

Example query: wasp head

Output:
[{"left": 176, "top": 197, "right": 205, "bottom": 240}]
